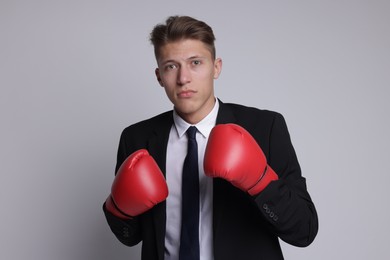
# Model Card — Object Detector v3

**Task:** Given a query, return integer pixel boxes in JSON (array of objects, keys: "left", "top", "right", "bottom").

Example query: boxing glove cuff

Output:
[
  {"left": 248, "top": 165, "right": 278, "bottom": 196},
  {"left": 105, "top": 196, "right": 133, "bottom": 220}
]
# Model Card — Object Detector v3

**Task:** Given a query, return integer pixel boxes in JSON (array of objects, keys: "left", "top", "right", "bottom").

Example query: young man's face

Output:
[{"left": 155, "top": 39, "right": 222, "bottom": 124}]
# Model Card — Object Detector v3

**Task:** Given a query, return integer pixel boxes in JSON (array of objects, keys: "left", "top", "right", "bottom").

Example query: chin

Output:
[
  {"left": 175, "top": 104, "right": 197, "bottom": 116},
  {"left": 175, "top": 100, "right": 196, "bottom": 111}
]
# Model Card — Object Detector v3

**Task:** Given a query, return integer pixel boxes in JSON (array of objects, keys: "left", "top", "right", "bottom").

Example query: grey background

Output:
[{"left": 1, "top": 0, "right": 389, "bottom": 259}]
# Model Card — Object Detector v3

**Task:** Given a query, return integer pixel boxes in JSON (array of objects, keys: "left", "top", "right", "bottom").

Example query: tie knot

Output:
[{"left": 186, "top": 126, "right": 197, "bottom": 140}]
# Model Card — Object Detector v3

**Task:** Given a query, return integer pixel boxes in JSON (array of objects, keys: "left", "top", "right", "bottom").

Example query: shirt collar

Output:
[{"left": 173, "top": 98, "right": 219, "bottom": 139}]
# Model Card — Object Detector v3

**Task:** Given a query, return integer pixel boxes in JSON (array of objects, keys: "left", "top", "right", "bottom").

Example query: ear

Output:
[
  {"left": 155, "top": 68, "right": 164, "bottom": 87},
  {"left": 213, "top": 58, "right": 222, "bottom": 79}
]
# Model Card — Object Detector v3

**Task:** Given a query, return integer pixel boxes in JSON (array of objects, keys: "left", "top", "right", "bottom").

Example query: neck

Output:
[{"left": 176, "top": 97, "right": 216, "bottom": 125}]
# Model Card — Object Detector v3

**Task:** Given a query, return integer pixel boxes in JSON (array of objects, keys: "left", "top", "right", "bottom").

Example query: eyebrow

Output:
[
  {"left": 187, "top": 55, "right": 206, "bottom": 61},
  {"left": 160, "top": 55, "right": 206, "bottom": 65}
]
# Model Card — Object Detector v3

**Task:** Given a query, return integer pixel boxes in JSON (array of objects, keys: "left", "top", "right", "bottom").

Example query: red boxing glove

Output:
[
  {"left": 105, "top": 149, "right": 168, "bottom": 219},
  {"left": 204, "top": 124, "right": 278, "bottom": 196}
]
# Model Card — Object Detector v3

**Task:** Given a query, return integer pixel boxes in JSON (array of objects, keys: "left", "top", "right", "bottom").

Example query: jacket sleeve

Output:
[
  {"left": 253, "top": 113, "right": 319, "bottom": 247},
  {"left": 102, "top": 129, "right": 142, "bottom": 247},
  {"left": 103, "top": 203, "right": 142, "bottom": 246}
]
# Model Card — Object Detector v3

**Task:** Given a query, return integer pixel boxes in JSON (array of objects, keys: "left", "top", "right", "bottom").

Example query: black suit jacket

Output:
[{"left": 104, "top": 100, "right": 318, "bottom": 260}]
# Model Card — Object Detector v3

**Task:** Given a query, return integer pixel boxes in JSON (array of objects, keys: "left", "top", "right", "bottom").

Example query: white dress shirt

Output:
[{"left": 164, "top": 99, "right": 219, "bottom": 260}]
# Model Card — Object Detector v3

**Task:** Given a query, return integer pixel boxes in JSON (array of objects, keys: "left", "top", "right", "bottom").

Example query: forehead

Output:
[{"left": 157, "top": 39, "right": 213, "bottom": 63}]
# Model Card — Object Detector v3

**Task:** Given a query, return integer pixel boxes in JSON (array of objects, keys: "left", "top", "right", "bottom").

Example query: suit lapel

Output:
[
  {"left": 147, "top": 112, "right": 174, "bottom": 260},
  {"left": 216, "top": 99, "right": 236, "bottom": 124},
  {"left": 213, "top": 100, "right": 237, "bottom": 258}
]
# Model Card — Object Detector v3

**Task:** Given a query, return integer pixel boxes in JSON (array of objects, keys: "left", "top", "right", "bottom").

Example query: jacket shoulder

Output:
[
  {"left": 224, "top": 102, "right": 283, "bottom": 124},
  {"left": 123, "top": 110, "right": 172, "bottom": 131},
  {"left": 119, "top": 110, "right": 173, "bottom": 144}
]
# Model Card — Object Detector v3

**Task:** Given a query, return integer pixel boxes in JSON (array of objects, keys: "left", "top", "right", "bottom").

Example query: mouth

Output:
[{"left": 177, "top": 90, "right": 196, "bottom": 98}]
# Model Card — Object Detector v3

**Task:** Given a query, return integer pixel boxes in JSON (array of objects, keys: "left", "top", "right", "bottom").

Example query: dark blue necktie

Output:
[{"left": 179, "top": 126, "right": 200, "bottom": 260}]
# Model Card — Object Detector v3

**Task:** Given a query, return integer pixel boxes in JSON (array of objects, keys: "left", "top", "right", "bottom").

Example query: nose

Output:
[{"left": 177, "top": 66, "right": 191, "bottom": 86}]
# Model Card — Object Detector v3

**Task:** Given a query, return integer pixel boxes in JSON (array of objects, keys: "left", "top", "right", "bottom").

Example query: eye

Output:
[
  {"left": 192, "top": 60, "right": 201, "bottom": 65},
  {"left": 165, "top": 64, "right": 177, "bottom": 70}
]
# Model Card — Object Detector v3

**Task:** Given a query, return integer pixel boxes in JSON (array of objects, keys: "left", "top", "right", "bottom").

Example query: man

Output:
[{"left": 103, "top": 15, "right": 318, "bottom": 260}]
